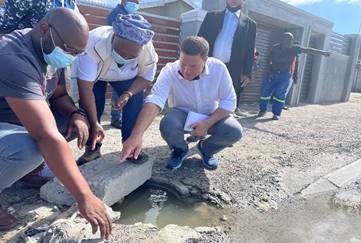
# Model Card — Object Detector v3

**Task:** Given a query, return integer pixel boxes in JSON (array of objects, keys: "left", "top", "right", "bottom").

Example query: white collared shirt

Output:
[
  {"left": 145, "top": 57, "right": 236, "bottom": 115},
  {"left": 74, "top": 54, "right": 142, "bottom": 82},
  {"left": 213, "top": 9, "right": 241, "bottom": 63}
]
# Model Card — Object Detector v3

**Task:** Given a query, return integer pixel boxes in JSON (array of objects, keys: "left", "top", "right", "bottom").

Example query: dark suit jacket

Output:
[{"left": 198, "top": 10, "right": 256, "bottom": 81}]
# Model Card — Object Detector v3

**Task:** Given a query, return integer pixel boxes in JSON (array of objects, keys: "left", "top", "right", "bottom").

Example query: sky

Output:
[
  {"left": 192, "top": 0, "right": 360, "bottom": 34},
  {"left": 282, "top": 0, "right": 361, "bottom": 34}
]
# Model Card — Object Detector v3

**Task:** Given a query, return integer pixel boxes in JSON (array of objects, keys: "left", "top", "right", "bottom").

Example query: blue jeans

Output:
[
  {"left": 259, "top": 71, "right": 292, "bottom": 116},
  {"left": 159, "top": 108, "right": 243, "bottom": 156},
  {"left": 0, "top": 112, "right": 74, "bottom": 192},
  {"left": 111, "top": 91, "right": 122, "bottom": 123},
  {"left": 93, "top": 78, "right": 144, "bottom": 141}
]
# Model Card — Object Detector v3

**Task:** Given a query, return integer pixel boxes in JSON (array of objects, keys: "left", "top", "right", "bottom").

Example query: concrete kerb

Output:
[
  {"left": 301, "top": 158, "right": 361, "bottom": 197},
  {"left": 40, "top": 154, "right": 154, "bottom": 207}
]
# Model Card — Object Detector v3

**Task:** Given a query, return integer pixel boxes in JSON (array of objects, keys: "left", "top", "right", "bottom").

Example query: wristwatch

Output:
[{"left": 70, "top": 108, "right": 87, "bottom": 118}]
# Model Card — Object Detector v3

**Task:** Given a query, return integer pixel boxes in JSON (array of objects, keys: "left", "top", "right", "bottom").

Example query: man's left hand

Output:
[
  {"left": 113, "top": 94, "right": 131, "bottom": 111},
  {"left": 240, "top": 75, "right": 251, "bottom": 88},
  {"left": 66, "top": 113, "right": 89, "bottom": 150},
  {"left": 190, "top": 121, "right": 210, "bottom": 137}
]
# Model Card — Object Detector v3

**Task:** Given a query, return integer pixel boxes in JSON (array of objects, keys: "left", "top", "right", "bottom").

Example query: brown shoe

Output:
[
  {"left": 0, "top": 206, "right": 17, "bottom": 231},
  {"left": 234, "top": 108, "right": 245, "bottom": 117},
  {"left": 77, "top": 146, "right": 102, "bottom": 166},
  {"left": 20, "top": 163, "right": 52, "bottom": 188}
]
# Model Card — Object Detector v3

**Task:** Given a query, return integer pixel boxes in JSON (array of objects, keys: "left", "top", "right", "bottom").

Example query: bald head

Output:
[{"left": 35, "top": 8, "right": 89, "bottom": 55}]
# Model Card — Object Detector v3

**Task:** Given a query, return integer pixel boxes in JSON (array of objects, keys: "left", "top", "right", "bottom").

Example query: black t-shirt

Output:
[
  {"left": 0, "top": 29, "right": 63, "bottom": 125},
  {"left": 270, "top": 43, "right": 302, "bottom": 72}
]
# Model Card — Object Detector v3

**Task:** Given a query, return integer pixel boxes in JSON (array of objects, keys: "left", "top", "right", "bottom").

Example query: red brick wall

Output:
[{"left": 78, "top": 5, "right": 180, "bottom": 98}]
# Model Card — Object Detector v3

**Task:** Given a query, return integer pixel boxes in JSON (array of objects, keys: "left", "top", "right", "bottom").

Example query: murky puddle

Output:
[
  {"left": 226, "top": 194, "right": 361, "bottom": 242},
  {"left": 113, "top": 188, "right": 361, "bottom": 242},
  {"left": 113, "top": 186, "right": 221, "bottom": 228}
]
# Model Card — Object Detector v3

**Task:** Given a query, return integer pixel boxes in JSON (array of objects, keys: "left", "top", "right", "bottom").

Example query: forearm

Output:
[
  {"left": 126, "top": 77, "right": 152, "bottom": 96},
  {"left": 303, "top": 47, "right": 327, "bottom": 56},
  {"left": 205, "top": 108, "right": 231, "bottom": 128},
  {"left": 6, "top": 97, "right": 94, "bottom": 202},
  {"left": 50, "top": 94, "right": 77, "bottom": 117},
  {"left": 131, "top": 103, "right": 160, "bottom": 137},
  {"left": 78, "top": 80, "right": 98, "bottom": 126},
  {"left": 37, "top": 134, "right": 93, "bottom": 202}
]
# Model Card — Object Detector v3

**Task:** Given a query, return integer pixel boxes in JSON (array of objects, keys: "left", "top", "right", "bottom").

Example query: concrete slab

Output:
[
  {"left": 40, "top": 154, "right": 154, "bottom": 206},
  {"left": 301, "top": 178, "right": 338, "bottom": 197},
  {"left": 325, "top": 159, "right": 361, "bottom": 187}
]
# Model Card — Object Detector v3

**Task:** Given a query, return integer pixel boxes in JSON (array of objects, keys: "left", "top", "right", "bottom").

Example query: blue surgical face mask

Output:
[
  {"left": 41, "top": 28, "right": 76, "bottom": 68},
  {"left": 124, "top": 2, "right": 139, "bottom": 14},
  {"left": 112, "top": 50, "right": 136, "bottom": 66}
]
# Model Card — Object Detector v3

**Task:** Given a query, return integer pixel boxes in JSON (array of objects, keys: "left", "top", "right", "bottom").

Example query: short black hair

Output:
[{"left": 180, "top": 36, "right": 209, "bottom": 57}]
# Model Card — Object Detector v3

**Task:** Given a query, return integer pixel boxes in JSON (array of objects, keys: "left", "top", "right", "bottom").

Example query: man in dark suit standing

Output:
[{"left": 198, "top": 0, "right": 256, "bottom": 116}]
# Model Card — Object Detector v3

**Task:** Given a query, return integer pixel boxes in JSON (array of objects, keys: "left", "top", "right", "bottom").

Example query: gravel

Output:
[{"left": 1, "top": 93, "right": 361, "bottom": 242}]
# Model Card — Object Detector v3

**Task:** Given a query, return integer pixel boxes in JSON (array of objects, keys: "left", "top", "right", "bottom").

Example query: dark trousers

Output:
[
  {"left": 226, "top": 63, "right": 244, "bottom": 108},
  {"left": 259, "top": 71, "right": 292, "bottom": 116},
  {"left": 93, "top": 78, "right": 144, "bottom": 142}
]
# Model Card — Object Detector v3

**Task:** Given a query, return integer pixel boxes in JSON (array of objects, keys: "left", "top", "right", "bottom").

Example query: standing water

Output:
[
  {"left": 113, "top": 188, "right": 361, "bottom": 242},
  {"left": 113, "top": 186, "right": 221, "bottom": 228}
]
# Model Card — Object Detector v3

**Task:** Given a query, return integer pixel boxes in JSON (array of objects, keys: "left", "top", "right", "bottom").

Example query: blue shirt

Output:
[
  {"left": 0, "top": 0, "right": 77, "bottom": 33},
  {"left": 213, "top": 9, "right": 241, "bottom": 64}
]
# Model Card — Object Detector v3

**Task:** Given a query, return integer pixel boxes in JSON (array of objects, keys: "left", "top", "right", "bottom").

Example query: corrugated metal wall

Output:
[
  {"left": 239, "top": 23, "right": 283, "bottom": 103},
  {"left": 300, "top": 36, "right": 317, "bottom": 102},
  {"left": 329, "top": 32, "right": 351, "bottom": 56}
]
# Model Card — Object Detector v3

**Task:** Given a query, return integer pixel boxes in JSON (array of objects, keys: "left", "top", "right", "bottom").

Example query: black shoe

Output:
[
  {"left": 257, "top": 111, "right": 266, "bottom": 117},
  {"left": 110, "top": 120, "right": 122, "bottom": 129},
  {"left": 272, "top": 115, "right": 280, "bottom": 120},
  {"left": 77, "top": 146, "right": 102, "bottom": 166},
  {"left": 20, "top": 164, "right": 51, "bottom": 188},
  {"left": 20, "top": 173, "right": 52, "bottom": 188},
  {"left": 126, "top": 152, "right": 149, "bottom": 164},
  {"left": 234, "top": 108, "right": 245, "bottom": 117}
]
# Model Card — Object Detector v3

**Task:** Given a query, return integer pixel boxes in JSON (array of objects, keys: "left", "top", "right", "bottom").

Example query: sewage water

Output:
[
  {"left": 113, "top": 186, "right": 220, "bottom": 228},
  {"left": 114, "top": 188, "right": 361, "bottom": 242},
  {"left": 226, "top": 194, "right": 361, "bottom": 243}
]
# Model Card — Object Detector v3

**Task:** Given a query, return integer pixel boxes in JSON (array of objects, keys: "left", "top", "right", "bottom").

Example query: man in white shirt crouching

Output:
[{"left": 121, "top": 36, "right": 243, "bottom": 171}]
